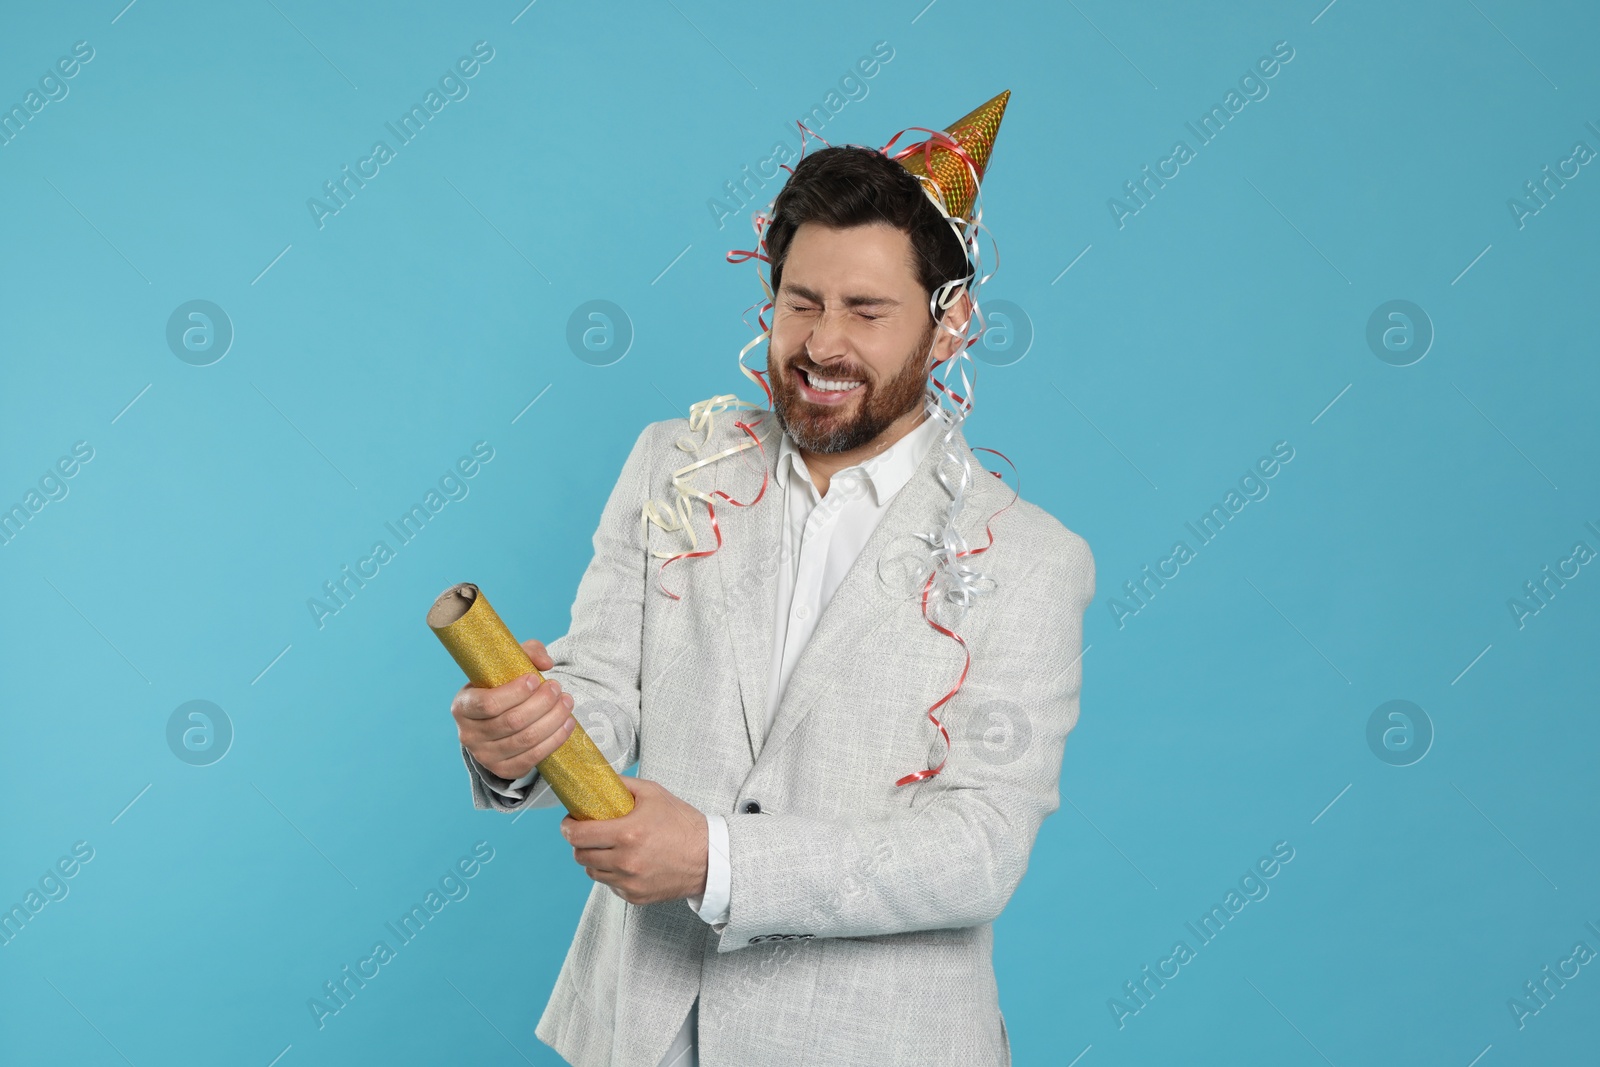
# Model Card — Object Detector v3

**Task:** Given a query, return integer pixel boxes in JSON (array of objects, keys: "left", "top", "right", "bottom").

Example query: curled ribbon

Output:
[
  {"left": 873, "top": 123, "right": 1009, "bottom": 788},
  {"left": 640, "top": 394, "right": 773, "bottom": 600},
  {"left": 895, "top": 444, "right": 1019, "bottom": 787}
]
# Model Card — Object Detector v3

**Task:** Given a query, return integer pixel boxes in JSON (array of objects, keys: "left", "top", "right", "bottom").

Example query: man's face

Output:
[{"left": 768, "top": 222, "right": 948, "bottom": 454}]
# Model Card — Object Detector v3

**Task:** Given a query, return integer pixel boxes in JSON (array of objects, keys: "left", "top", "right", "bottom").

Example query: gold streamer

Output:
[{"left": 426, "top": 582, "right": 634, "bottom": 820}]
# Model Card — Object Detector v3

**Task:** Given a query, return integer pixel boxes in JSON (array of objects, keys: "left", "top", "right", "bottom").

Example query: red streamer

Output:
[
  {"left": 894, "top": 446, "right": 1020, "bottom": 787},
  {"left": 653, "top": 417, "right": 771, "bottom": 600}
]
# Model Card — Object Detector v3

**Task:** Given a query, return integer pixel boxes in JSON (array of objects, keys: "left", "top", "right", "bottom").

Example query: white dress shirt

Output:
[{"left": 477, "top": 411, "right": 946, "bottom": 1067}]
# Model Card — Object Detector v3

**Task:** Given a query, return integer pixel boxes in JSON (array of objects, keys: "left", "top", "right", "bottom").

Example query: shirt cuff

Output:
[
  {"left": 470, "top": 750, "right": 538, "bottom": 799},
  {"left": 684, "top": 813, "right": 731, "bottom": 928}
]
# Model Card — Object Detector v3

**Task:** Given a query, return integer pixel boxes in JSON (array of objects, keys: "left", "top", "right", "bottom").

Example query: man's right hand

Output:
[{"left": 452, "top": 638, "right": 579, "bottom": 781}]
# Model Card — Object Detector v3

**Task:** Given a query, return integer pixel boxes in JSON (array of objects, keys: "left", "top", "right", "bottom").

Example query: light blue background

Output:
[{"left": 2, "top": 1, "right": 1596, "bottom": 1064}]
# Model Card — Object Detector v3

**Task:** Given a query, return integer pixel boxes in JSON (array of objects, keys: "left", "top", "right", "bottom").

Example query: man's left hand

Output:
[{"left": 561, "top": 778, "right": 710, "bottom": 906}]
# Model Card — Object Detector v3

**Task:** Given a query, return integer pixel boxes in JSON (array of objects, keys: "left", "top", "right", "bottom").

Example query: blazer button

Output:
[{"left": 742, "top": 800, "right": 761, "bottom": 814}]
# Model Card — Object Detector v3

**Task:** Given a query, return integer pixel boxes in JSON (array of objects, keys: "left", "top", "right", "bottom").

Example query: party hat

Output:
[{"left": 893, "top": 89, "right": 1010, "bottom": 221}]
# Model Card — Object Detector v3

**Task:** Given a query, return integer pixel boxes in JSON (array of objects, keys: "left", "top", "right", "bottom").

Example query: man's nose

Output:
[{"left": 805, "top": 309, "right": 850, "bottom": 363}]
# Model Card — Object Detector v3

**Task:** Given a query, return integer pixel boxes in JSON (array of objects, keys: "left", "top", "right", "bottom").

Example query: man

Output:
[{"left": 449, "top": 95, "right": 1094, "bottom": 1066}]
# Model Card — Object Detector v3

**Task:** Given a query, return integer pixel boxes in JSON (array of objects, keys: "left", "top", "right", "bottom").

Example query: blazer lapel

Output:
[{"left": 711, "top": 411, "right": 785, "bottom": 764}]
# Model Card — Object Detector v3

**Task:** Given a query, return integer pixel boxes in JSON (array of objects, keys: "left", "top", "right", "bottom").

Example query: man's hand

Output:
[
  {"left": 561, "top": 778, "right": 709, "bottom": 906},
  {"left": 451, "top": 638, "right": 579, "bottom": 781}
]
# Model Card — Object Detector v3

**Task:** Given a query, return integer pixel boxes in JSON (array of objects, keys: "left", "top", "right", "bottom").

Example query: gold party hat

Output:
[{"left": 894, "top": 90, "right": 1010, "bottom": 221}]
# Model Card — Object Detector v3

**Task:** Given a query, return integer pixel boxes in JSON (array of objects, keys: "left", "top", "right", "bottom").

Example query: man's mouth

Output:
[{"left": 797, "top": 367, "right": 864, "bottom": 395}]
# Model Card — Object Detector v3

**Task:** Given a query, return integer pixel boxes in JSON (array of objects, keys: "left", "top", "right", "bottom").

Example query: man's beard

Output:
[{"left": 770, "top": 323, "right": 936, "bottom": 454}]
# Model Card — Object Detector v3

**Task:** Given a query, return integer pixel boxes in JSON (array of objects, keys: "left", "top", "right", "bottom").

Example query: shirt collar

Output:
[{"left": 777, "top": 409, "right": 949, "bottom": 507}]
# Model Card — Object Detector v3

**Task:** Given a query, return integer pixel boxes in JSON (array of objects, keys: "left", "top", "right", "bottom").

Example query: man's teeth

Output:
[{"left": 803, "top": 369, "right": 863, "bottom": 393}]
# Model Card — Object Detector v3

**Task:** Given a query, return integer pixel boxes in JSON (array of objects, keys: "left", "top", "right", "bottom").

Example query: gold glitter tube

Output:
[{"left": 427, "top": 582, "right": 634, "bottom": 820}]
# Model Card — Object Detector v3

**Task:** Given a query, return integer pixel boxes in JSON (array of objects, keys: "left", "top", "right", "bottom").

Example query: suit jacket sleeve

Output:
[
  {"left": 716, "top": 527, "right": 1094, "bottom": 950},
  {"left": 462, "top": 423, "right": 657, "bottom": 813}
]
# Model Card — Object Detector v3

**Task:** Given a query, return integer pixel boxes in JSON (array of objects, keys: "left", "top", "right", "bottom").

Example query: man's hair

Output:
[{"left": 763, "top": 145, "right": 973, "bottom": 321}]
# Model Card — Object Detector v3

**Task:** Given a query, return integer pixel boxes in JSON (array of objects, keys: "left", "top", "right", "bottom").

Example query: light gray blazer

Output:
[{"left": 462, "top": 407, "right": 1095, "bottom": 1067}]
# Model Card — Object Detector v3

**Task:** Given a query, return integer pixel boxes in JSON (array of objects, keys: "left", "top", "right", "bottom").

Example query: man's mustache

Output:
[{"left": 783, "top": 357, "right": 868, "bottom": 383}]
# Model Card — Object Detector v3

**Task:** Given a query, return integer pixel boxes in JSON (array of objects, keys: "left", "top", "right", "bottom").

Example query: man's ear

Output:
[{"left": 928, "top": 287, "right": 973, "bottom": 368}]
